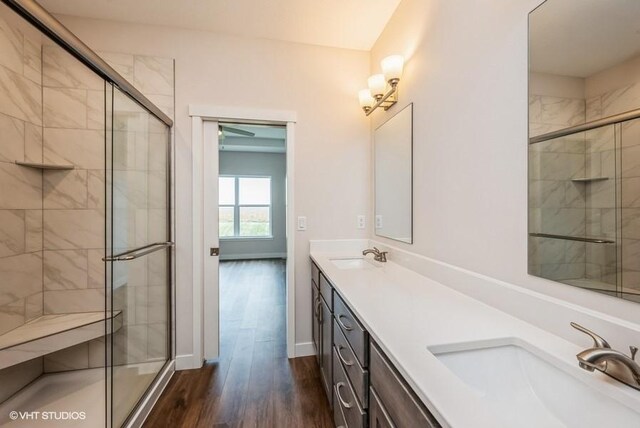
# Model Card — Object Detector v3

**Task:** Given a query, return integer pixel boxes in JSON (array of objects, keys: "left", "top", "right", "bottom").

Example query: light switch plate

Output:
[
  {"left": 357, "top": 215, "right": 365, "bottom": 229},
  {"left": 297, "top": 216, "right": 307, "bottom": 231}
]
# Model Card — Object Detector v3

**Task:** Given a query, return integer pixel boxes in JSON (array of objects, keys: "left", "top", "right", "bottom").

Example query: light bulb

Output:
[
  {"left": 368, "top": 74, "right": 387, "bottom": 99},
  {"left": 381, "top": 55, "right": 404, "bottom": 85},
  {"left": 358, "top": 89, "right": 374, "bottom": 110}
]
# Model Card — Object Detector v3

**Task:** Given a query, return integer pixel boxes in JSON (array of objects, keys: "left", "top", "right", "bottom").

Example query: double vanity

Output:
[{"left": 309, "top": 241, "right": 640, "bottom": 428}]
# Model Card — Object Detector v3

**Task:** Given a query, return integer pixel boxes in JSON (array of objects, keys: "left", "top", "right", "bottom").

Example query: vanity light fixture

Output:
[{"left": 359, "top": 54, "right": 404, "bottom": 116}]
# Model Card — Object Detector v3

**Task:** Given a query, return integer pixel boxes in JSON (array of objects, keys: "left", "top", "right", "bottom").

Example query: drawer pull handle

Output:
[
  {"left": 336, "top": 382, "right": 353, "bottom": 409},
  {"left": 337, "top": 345, "right": 354, "bottom": 367},
  {"left": 337, "top": 314, "right": 354, "bottom": 331}
]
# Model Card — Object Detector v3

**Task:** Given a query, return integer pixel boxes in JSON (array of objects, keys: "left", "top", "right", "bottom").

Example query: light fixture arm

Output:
[{"left": 364, "top": 81, "right": 398, "bottom": 116}]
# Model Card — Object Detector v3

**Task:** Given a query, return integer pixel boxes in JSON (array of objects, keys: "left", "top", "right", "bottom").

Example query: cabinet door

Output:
[
  {"left": 312, "top": 284, "right": 320, "bottom": 362},
  {"left": 320, "top": 299, "right": 333, "bottom": 406},
  {"left": 370, "top": 387, "right": 395, "bottom": 428}
]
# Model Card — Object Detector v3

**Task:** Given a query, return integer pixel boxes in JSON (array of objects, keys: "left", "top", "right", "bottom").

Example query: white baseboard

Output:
[
  {"left": 220, "top": 252, "right": 286, "bottom": 261},
  {"left": 295, "top": 341, "right": 315, "bottom": 357},
  {"left": 175, "top": 353, "right": 202, "bottom": 371},
  {"left": 125, "top": 360, "right": 174, "bottom": 428}
]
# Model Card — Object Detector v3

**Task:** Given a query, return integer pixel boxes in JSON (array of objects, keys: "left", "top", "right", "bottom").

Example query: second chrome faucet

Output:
[{"left": 362, "top": 247, "right": 388, "bottom": 263}]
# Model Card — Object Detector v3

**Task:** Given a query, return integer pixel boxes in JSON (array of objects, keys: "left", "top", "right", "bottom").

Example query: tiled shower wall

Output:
[
  {"left": 0, "top": 7, "right": 45, "bottom": 403},
  {"left": 529, "top": 94, "right": 587, "bottom": 281}
]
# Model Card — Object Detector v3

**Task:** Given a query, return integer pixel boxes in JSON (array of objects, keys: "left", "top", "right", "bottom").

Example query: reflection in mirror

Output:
[
  {"left": 528, "top": 0, "right": 640, "bottom": 303},
  {"left": 375, "top": 103, "right": 413, "bottom": 244}
]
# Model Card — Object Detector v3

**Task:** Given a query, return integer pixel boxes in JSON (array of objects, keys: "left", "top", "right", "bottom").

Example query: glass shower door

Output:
[{"left": 107, "top": 86, "right": 171, "bottom": 427}]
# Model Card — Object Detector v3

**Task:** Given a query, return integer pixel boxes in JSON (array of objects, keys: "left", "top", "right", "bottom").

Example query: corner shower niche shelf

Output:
[
  {"left": 14, "top": 160, "right": 75, "bottom": 170},
  {"left": 570, "top": 176, "right": 609, "bottom": 183},
  {"left": 0, "top": 311, "right": 122, "bottom": 370}
]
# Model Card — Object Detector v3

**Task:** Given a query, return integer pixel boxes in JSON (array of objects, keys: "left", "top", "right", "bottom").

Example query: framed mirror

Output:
[
  {"left": 528, "top": 0, "right": 640, "bottom": 303},
  {"left": 374, "top": 103, "right": 413, "bottom": 244}
]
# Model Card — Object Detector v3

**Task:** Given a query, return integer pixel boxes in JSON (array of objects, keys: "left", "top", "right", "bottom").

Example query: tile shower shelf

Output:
[
  {"left": 570, "top": 177, "right": 609, "bottom": 183},
  {"left": 14, "top": 161, "right": 75, "bottom": 170},
  {"left": 0, "top": 311, "right": 122, "bottom": 370}
]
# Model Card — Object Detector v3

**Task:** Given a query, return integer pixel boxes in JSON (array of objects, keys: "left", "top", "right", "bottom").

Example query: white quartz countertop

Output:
[{"left": 310, "top": 250, "right": 640, "bottom": 427}]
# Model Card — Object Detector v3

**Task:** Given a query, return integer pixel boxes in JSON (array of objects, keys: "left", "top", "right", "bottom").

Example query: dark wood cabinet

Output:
[
  {"left": 312, "top": 280, "right": 321, "bottom": 365},
  {"left": 320, "top": 297, "right": 333, "bottom": 404}
]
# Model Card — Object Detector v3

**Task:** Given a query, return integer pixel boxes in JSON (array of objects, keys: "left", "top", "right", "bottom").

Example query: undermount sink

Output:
[
  {"left": 330, "top": 257, "right": 379, "bottom": 270},
  {"left": 430, "top": 340, "right": 640, "bottom": 427}
]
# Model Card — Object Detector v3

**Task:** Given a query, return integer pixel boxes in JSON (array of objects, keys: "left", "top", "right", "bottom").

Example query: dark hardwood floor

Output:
[{"left": 143, "top": 259, "right": 334, "bottom": 428}]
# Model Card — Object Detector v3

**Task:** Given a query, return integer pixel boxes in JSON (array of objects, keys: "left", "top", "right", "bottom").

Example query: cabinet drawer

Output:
[
  {"left": 370, "top": 342, "right": 440, "bottom": 428},
  {"left": 333, "top": 348, "right": 366, "bottom": 428},
  {"left": 334, "top": 293, "right": 368, "bottom": 368},
  {"left": 333, "top": 387, "right": 348, "bottom": 428},
  {"left": 311, "top": 261, "right": 320, "bottom": 288},
  {"left": 334, "top": 319, "right": 368, "bottom": 409},
  {"left": 319, "top": 273, "right": 333, "bottom": 307},
  {"left": 369, "top": 387, "right": 395, "bottom": 428}
]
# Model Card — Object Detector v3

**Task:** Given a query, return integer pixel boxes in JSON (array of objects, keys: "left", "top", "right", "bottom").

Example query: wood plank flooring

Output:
[{"left": 143, "top": 259, "right": 333, "bottom": 428}]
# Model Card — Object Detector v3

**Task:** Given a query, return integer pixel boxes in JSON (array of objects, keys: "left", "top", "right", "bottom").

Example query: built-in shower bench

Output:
[{"left": 0, "top": 311, "right": 122, "bottom": 370}]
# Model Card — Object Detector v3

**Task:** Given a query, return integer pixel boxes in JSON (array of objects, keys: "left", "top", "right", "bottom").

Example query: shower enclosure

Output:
[
  {"left": 529, "top": 116, "right": 640, "bottom": 303},
  {"left": 0, "top": 1, "right": 173, "bottom": 427}
]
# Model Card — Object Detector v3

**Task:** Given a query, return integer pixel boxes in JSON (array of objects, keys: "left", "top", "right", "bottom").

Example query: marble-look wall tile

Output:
[
  {"left": 43, "top": 288, "right": 104, "bottom": 314},
  {"left": 43, "top": 87, "right": 87, "bottom": 129},
  {"left": 43, "top": 128, "right": 104, "bottom": 169},
  {"left": 24, "top": 291, "right": 42, "bottom": 320},
  {"left": 87, "top": 249, "right": 105, "bottom": 289},
  {"left": 621, "top": 119, "right": 640, "bottom": 148},
  {"left": 0, "top": 163, "right": 41, "bottom": 209},
  {"left": 24, "top": 122, "right": 42, "bottom": 163},
  {"left": 0, "top": 65, "right": 42, "bottom": 125},
  {"left": 0, "top": 112, "right": 24, "bottom": 162},
  {"left": 0, "top": 210, "right": 24, "bottom": 258},
  {"left": 0, "top": 358, "right": 42, "bottom": 403},
  {"left": 43, "top": 210, "right": 104, "bottom": 250},
  {"left": 43, "top": 45, "right": 103, "bottom": 90},
  {"left": 0, "top": 252, "right": 42, "bottom": 307},
  {"left": 24, "top": 209, "right": 42, "bottom": 252},
  {"left": 44, "top": 249, "right": 88, "bottom": 290},
  {"left": 87, "top": 170, "right": 105, "bottom": 209},
  {"left": 147, "top": 322, "right": 167, "bottom": 360},
  {"left": 43, "top": 169, "right": 88, "bottom": 209},
  {"left": 0, "top": 13, "right": 23, "bottom": 75},
  {"left": 621, "top": 144, "right": 640, "bottom": 178},
  {"left": 22, "top": 37, "right": 41, "bottom": 84},
  {"left": 585, "top": 96, "right": 602, "bottom": 122},
  {"left": 0, "top": 298, "right": 24, "bottom": 335},
  {"left": 133, "top": 56, "right": 173, "bottom": 96},
  {"left": 98, "top": 51, "right": 134, "bottom": 82},
  {"left": 88, "top": 336, "right": 106, "bottom": 368},
  {"left": 601, "top": 83, "right": 640, "bottom": 118},
  {"left": 621, "top": 208, "right": 640, "bottom": 240},
  {"left": 87, "top": 89, "right": 105, "bottom": 131},
  {"left": 529, "top": 95, "right": 585, "bottom": 127},
  {"left": 44, "top": 342, "right": 89, "bottom": 372}
]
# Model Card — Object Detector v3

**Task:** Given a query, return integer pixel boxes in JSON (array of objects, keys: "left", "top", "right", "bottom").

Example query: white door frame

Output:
[{"left": 189, "top": 105, "right": 297, "bottom": 368}]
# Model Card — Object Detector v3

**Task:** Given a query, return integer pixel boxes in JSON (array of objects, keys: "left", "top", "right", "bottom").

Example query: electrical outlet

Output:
[
  {"left": 297, "top": 216, "right": 307, "bottom": 231},
  {"left": 357, "top": 215, "right": 365, "bottom": 229},
  {"left": 376, "top": 215, "right": 383, "bottom": 229}
]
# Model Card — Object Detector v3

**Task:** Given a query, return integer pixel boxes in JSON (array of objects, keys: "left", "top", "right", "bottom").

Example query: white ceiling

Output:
[
  {"left": 220, "top": 123, "right": 286, "bottom": 153},
  {"left": 530, "top": 0, "right": 640, "bottom": 77},
  {"left": 38, "top": 0, "right": 401, "bottom": 51}
]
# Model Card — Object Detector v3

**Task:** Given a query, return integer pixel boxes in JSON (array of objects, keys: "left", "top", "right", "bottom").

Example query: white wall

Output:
[
  {"left": 219, "top": 151, "right": 287, "bottom": 260},
  {"left": 368, "top": 0, "right": 640, "bottom": 329},
  {"left": 54, "top": 15, "right": 371, "bottom": 360}
]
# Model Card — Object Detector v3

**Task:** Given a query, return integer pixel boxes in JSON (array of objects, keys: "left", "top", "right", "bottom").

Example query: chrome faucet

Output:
[
  {"left": 362, "top": 247, "right": 388, "bottom": 262},
  {"left": 571, "top": 322, "right": 640, "bottom": 391}
]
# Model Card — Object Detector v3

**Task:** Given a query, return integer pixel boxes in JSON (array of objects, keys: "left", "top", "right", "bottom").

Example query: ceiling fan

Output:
[{"left": 218, "top": 125, "right": 255, "bottom": 138}]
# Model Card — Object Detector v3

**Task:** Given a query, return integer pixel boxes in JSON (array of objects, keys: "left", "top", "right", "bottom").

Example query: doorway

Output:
[
  {"left": 218, "top": 123, "right": 288, "bottom": 359},
  {"left": 189, "top": 106, "right": 297, "bottom": 369}
]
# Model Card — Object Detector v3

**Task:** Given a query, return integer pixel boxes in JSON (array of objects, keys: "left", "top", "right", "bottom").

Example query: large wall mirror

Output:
[
  {"left": 375, "top": 103, "right": 413, "bottom": 244},
  {"left": 528, "top": 0, "right": 640, "bottom": 303}
]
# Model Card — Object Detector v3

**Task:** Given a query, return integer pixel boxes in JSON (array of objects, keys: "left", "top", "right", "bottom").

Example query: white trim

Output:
[
  {"left": 295, "top": 341, "right": 315, "bottom": 357},
  {"left": 285, "top": 122, "right": 296, "bottom": 358},
  {"left": 175, "top": 353, "right": 201, "bottom": 371},
  {"left": 190, "top": 116, "right": 204, "bottom": 370},
  {"left": 190, "top": 104, "right": 297, "bottom": 364},
  {"left": 220, "top": 252, "right": 286, "bottom": 261},
  {"left": 124, "top": 360, "right": 175, "bottom": 428},
  {"left": 189, "top": 105, "right": 297, "bottom": 123}
]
